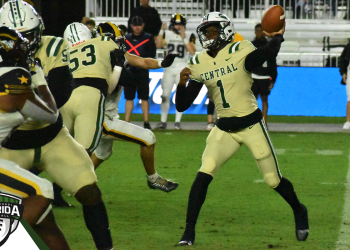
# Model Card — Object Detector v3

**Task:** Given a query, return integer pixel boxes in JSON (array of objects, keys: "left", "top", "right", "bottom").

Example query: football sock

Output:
[
  {"left": 147, "top": 173, "right": 159, "bottom": 183},
  {"left": 29, "top": 166, "right": 42, "bottom": 175},
  {"left": 53, "top": 182, "right": 63, "bottom": 195},
  {"left": 175, "top": 111, "right": 183, "bottom": 123},
  {"left": 186, "top": 172, "right": 213, "bottom": 225},
  {"left": 160, "top": 98, "right": 170, "bottom": 123},
  {"left": 83, "top": 202, "right": 113, "bottom": 249},
  {"left": 274, "top": 177, "right": 302, "bottom": 212}
]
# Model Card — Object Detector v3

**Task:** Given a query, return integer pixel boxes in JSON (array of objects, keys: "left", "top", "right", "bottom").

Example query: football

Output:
[{"left": 261, "top": 5, "right": 285, "bottom": 33}]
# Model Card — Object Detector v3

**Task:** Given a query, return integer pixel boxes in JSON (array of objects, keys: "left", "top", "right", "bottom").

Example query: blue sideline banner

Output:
[{"left": 118, "top": 67, "right": 345, "bottom": 117}]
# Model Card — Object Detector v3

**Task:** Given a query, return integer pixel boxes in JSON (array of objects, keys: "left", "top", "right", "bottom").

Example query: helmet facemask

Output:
[
  {"left": 197, "top": 12, "right": 235, "bottom": 50},
  {"left": 0, "top": 26, "right": 30, "bottom": 68},
  {"left": 169, "top": 13, "right": 186, "bottom": 34},
  {"left": 95, "top": 22, "right": 125, "bottom": 46}
]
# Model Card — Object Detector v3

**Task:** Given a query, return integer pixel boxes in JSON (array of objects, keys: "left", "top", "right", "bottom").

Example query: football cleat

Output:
[
  {"left": 177, "top": 240, "right": 193, "bottom": 246},
  {"left": 206, "top": 122, "right": 215, "bottom": 131},
  {"left": 343, "top": 121, "right": 350, "bottom": 129},
  {"left": 144, "top": 122, "right": 152, "bottom": 130},
  {"left": 294, "top": 204, "right": 309, "bottom": 241},
  {"left": 147, "top": 176, "right": 178, "bottom": 192},
  {"left": 174, "top": 122, "right": 182, "bottom": 130},
  {"left": 156, "top": 122, "right": 167, "bottom": 129},
  {"left": 177, "top": 224, "right": 195, "bottom": 246}
]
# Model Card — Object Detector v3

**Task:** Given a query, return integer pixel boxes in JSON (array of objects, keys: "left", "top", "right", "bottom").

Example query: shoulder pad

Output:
[
  {"left": 46, "top": 37, "right": 65, "bottom": 57},
  {"left": 189, "top": 54, "right": 200, "bottom": 65},
  {"left": 0, "top": 67, "right": 32, "bottom": 94},
  {"left": 100, "top": 36, "right": 111, "bottom": 41},
  {"left": 229, "top": 41, "right": 242, "bottom": 54}
]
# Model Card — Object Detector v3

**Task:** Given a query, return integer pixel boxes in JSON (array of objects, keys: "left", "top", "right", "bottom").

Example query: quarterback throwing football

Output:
[{"left": 175, "top": 12, "right": 309, "bottom": 246}]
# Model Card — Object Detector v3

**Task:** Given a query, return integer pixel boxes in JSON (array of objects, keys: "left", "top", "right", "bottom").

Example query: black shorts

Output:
[
  {"left": 251, "top": 78, "right": 271, "bottom": 97},
  {"left": 124, "top": 70, "right": 149, "bottom": 100}
]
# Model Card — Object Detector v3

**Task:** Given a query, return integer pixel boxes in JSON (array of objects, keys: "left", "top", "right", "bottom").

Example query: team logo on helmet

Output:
[{"left": 0, "top": 193, "right": 24, "bottom": 247}]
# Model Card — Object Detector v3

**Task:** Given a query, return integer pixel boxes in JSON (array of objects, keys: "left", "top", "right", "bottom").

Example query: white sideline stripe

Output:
[
  {"left": 316, "top": 150, "right": 343, "bottom": 155},
  {"left": 335, "top": 149, "right": 350, "bottom": 249},
  {"left": 274, "top": 149, "right": 343, "bottom": 155}
]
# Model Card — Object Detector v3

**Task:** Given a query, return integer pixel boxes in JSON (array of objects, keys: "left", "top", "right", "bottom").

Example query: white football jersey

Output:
[{"left": 164, "top": 30, "right": 193, "bottom": 66}]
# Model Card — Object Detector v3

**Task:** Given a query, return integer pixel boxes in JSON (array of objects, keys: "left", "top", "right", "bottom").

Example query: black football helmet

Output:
[
  {"left": 0, "top": 26, "right": 30, "bottom": 68},
  {"left": 169, "top": 13, "right": 187, "bottom": 34},
  {"left": 95, "top": 22, "right": 125, "bottom": 44}
]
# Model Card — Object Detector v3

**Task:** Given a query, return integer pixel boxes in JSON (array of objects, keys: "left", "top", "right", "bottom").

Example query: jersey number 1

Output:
[{"left": 216, "top": 80, "right": 230, "bottom": 108}]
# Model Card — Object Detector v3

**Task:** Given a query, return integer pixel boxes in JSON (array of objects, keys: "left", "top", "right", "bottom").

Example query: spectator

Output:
[
  {"left": 251, "top": 23, "right": 277, "bottom": 126},
  {"left": 128, "top": 0, "right": 162, "bottom": 37},
  {"left": 124, "top": 16, "right": 157, "bottom": 129},
  {"left": 118, "top": 24, "right": 127, "bottom": 36},
  {"left": 339, "top": 40, "right": 350, "bottom": 129},
  {"left": 81, "top": 17, "right": 96, "bottom": 32}
]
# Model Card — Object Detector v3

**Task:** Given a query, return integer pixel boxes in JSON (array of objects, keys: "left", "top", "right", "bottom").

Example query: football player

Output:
[
  {"left": 0, "top": 26, "right": 69, "bottom": 249},
  {"left": 0, "top": 1, "right": 115, "bottom": 249},
  {"left": 155, "top": 13, "right": 196, "bottom": 130},
  {"left": 175, "top": 12, "right": 309, "bottom": 245},
  {"left": 91, "top": 22, "right": 178, "bottom": 192},
  {"left": 61, "top": 22, "right": 124, "bottom": 156}
]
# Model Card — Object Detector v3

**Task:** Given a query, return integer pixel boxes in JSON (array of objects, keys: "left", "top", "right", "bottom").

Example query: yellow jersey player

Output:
[
  {"left": 0, "top": 1, "right": 115, "bottom": 249},
  {"left": 62, "top": 22, "right": 124, "bottom": 155},
  {"left": 155, "top": 13, "right": 196, "bottom": 129},
  {"left": 0, "top": 26, "right": 69, "bottom": 249},
  {"left": 91, "top": 22, "right": 178, "bottom": 192},
  {"left": 175, "top": 12, "right": 308, "bottom": 246}
]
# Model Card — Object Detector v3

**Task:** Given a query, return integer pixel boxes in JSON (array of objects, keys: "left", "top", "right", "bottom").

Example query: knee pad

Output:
[
  {"left": 263, "top": 173, "right": 280, "bottom": 188},
  {"left": 161, "top": 96, "right": 168, "bottom": 103},
  {"left": 93, "top": 137, "right": 113, "bottom": 160},
  {"left": 199, "top": 157, "right": 217, "bottom": 176}
]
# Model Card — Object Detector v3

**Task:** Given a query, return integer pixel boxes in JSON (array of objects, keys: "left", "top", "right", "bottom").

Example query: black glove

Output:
[
  {"left": 111, "top": 48, "right": 125, "bottom": 67},
  {"left": 161, "top": 52, "right": 180, "bottom": 68}
]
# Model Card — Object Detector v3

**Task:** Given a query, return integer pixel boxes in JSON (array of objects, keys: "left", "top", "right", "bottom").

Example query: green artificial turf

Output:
[
  {"left": 119, "top": 113, "right": 346, "bottom": 124},
  {"left": 49, "top": 131, "right": 350, "bottom": 249}
]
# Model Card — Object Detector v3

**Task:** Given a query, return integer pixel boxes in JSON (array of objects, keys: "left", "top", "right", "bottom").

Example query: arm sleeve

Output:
[
  {"left": 267, "top": 57, "right": 278, "bottom": 83},
  {"left": 47, "top": 65, "right": 74, "bottom": 109},
  {"left": 245, "top": 35, "right": 284, "bottom": 73},
  {"left": 339, "top": 43, "right": 350, "bottom": 75},
  {"left": 175, "top": 79, "right": 204, "bottom": 112}
]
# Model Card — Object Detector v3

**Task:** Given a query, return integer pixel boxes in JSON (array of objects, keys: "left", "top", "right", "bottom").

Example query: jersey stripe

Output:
[
  {"left": 46, "top": 37, "right": 57, "bottom": 57},
  {"left": 229, "top": 41, "right": 241, "bottom": 54},
  {"left": 47, "top": 37, "right": 63, "bottom": 57},
  {"left": 53, "top": 38, "right": 64, "bottom": 56}
]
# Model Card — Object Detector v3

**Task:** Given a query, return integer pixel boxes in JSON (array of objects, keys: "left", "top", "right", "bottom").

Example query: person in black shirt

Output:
[
  {"left": 339, "top": 41, "right": 350, "bottom": 129},
  {"left": 124, "top": 16, "right": 157, "bottom": 129},
  {"left": 128, "top": 0, "right": 162, "bottom": 38},
  {"left": 251, "top": 23, "right": 278, "bottom": 125}
]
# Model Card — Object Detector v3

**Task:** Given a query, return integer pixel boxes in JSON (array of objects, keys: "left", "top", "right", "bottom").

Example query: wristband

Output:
[
  {"left": 183, "top": 38, "right": 189, "bottom": 44},
  {"left": 159, "top": 30, "right": 164, "bottom": 36},
  {"left": 158, "top": 60, "right": 163, "bottom": 68}
]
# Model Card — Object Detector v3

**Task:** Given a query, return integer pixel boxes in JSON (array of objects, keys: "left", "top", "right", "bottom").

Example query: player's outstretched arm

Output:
[
  {"left": 175, "top": 67, "right": 203, "bottom": 112},
  {"left": 125, "top": 52, "right": 179, "bottom": 69}
]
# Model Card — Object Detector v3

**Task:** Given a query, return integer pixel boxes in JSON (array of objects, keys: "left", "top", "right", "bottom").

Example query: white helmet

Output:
[
  {"left": 197, "top": 12, "right": 235, "bottom": 49},
  {"left": 0, "top": 0, "right": 44, "bottom": 53},
  {"left": 63, "top": 22, "right": 92, "bottom": 47}
]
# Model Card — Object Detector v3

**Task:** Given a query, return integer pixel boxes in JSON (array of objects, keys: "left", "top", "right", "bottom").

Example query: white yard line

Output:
[{"left": 335, "top": 149, "right": 350, "bottom": 250}]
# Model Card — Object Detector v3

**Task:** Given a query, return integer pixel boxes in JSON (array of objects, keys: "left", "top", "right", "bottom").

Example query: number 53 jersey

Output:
[{"left": 188, "top": 40, "right": 258, "bottom": 119}]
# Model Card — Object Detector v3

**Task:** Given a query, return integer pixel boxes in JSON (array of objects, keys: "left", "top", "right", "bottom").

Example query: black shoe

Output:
[
  {"left": 177, "top": 224, "right": 195, "bottom": 246},
  {"left": 156, "top": 122, "right": 167, "bottom": 129},
  {"left": 144, "top": 122, "right": 152, "bottom": 130},
  {"left": 52, "top": 183, "right": 74, "bottom": 208},
  {"left": 294, "top": 204, "right": 309, "bottom": 241},
  {"left": 147, "top": 176, "right": 178, "bottom": 192}
]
